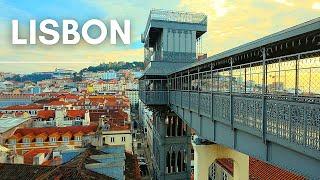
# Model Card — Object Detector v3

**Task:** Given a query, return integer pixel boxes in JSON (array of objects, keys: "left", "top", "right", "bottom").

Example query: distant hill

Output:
[
  {"left": 79, "top": 61, "right": 144, "bottom": 74},
  {"left": 5, "top": 73, "right": 53, "bottom": 83},
  {"left": 4, "top": 61, "right": 144, "bottom": 82}
]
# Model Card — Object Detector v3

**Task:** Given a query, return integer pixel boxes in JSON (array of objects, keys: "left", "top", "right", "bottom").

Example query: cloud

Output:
[
  {"left": 312, "top": 2, "right": 320, "bottom": 9},
  {"left": 211, "top": 0, "right": 233, "bottom": 17},
  {"left": 178, "top": 0, "right": 319, "bottom": 56},
  {"left": 274, "top": 0, "right": 294, "bottom": 6},
  {"left": 0, "top": 0, "right": 319, "bottom": 73}
]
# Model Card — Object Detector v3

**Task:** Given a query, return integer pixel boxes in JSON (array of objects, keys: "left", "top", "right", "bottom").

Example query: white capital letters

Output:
[
  {"left": 63, "top": 20, "right": 80, "bottom": 44},
  {"left": 39, "top": 19, "right": 59, "bottom": 45},
  {"left": 12, "top": 20, "right": 27, "bottom": 44},
  {"left": 110, "top": 20, "right": 130, "bottom": 44},
  {"left": 82, "top": 19, "right": 107, "bottom": 45},
  {"left": 29, "top": 20, "right": 36, "bottom": 44}
]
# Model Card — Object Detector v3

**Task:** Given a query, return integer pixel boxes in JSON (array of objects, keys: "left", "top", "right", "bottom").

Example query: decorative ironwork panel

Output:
[
  {"left": 234, "top": 96, "right": 262, "bottom": 131},
  {"left": 176, "top": 91, "right": 181, "bottom": 106},
  {"left": 145, "top": 91, "right": 168, "bottom": 104},
  {"left": 190, "top": 92, "right": 199, "bottom": 112},
  {"left": 266, "top": 99, "right": 320, "bottom": 151},
  {"left": 182, "top": 92, "right": 189, "bottom": 109},
  {"left": 212, "top": 94, "right": 230, "bottom": 123},
  {"left": 199, "top": 93, "right": 211, "bottom": 117},
  {"left": 305, "top": 106, "right": 320, "bottom": 150},
  {"left": 277, "top": 103, "right": 290, "bottom": 140},
  {"left": 171, "top": 91, "right": 175, "bottom": 103},
  {"left": 289, "top": 104, "right": 305, "bottom": 145}
]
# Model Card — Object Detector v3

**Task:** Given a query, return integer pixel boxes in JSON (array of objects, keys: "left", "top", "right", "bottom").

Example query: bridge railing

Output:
[
  {"left": 169, "top": 90, "right": 320, "bottom": 155},
  {"left": 168, "top": 50, "right": 320, "bottom": 97},
  {"left": 139, "top": 90, "right": 168, "bottom": 105},
  {"left": 168, "top": 50, "right": 320, "bottom": 157}
]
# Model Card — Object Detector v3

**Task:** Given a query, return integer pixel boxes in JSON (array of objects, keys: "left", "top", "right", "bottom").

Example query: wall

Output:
[
  {"left": 193, "top": 143, "right": 249, "bottom": 180},
  {"left": 103, "top": 131, "right": 133, "bottom": 153}
]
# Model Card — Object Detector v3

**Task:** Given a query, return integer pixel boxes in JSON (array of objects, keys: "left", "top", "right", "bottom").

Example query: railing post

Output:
[
  {"left": 188, "top": 69, "right": 190, "bottom": 110},
  {"left": 261, "top": 47, "right": 267, "bottom": 143},
  {"left": 198, "top": 66, "right": 200, "bottom": 114},
  {"left": 174, "top": 73, "right": 178, "bottom": 104},
  {"left": 295, "top": 54, "right": 300, "bottom": 96},
  {"left": 180, "top": 72, "right": 182, "bottom": 107},
  {"left": 229, "top": 58, "right": 234, "bottom": 128},
  {"left": 303, "top": 105, "right": 307, "bottom": 147},
  {"left": 211, "top": 62, "right": 214, "bottom": 120}
]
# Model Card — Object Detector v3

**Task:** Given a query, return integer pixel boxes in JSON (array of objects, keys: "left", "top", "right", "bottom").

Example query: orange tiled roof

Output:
[
  {"left": 1, "top": 104, "right": 43, "bottom": 110},
  {"left": 62, "top": 131, "right": 72, "bottom": 137},
  {"left": 108, "top": 122, "right": 130, "bottom": 131},
  {"left": 66, "top": 110, "right": 86, "bottom": 118},
  {"left": 37, "top": 110, "right": 55, "bottom": 119},
  {"left": 8, "top": 133, "right": 22, "bottom": 140},
  {"left": 57, "top": 94, "right": 79, "bottom": 100},
  {"left": 13, "top": 124, "right": 97, "bottom": 138},
  {"left": 23, "top": 133, "right": 35, "bottom": 140},
  {"left": 216, "top": 158, "right": 234, "bottom": 175},
  {"left": 46, "top": 101, "right": 71, "bottom": 106},
  {"left": 217, "top": 157, "right": 305, "bottom": 179},
  {"left": 249, "top": 157, "right": 305, "bottom": 180},
  {"left": 36, "top": 133, "right": 48, "bottom": 140},
  {"left": 23, "top": 149, "right": 52, "bottom": 165},
  {"left": 49, "top": 132, "right": 60, "bottom": 138}
]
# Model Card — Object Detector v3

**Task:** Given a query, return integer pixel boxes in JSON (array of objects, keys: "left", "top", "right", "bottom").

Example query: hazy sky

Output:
[{"left": 0, "top": 0, "right": 319, "bottom": 73}]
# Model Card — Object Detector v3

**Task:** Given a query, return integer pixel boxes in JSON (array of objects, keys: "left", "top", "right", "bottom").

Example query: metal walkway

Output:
[{"left": 139, "top": 12, "right": 320, "bottom": 179}]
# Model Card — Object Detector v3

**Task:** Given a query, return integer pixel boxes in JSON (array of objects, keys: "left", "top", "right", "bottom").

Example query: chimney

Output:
[
  {"left": 33, "top": 153, "right": 45, "bottom": 165},
  {"left": 83, "top": 110, "right": 90, "bottom": 126},
  {"left": 13, "top": 154, "right": 24, "bottom": 164},
  {"left": 55, "top": 109, "right": 65, "bottom": 127}
]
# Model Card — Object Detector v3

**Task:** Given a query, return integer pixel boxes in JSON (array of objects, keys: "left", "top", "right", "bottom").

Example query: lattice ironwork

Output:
[
  {"left": 234, "top": 96, "right": 262, "bottom": 131},
  {"left": 182, "top": 92, "right": 189, "bottom": 109},
  {"left": 199, "top": 93, "right": 211, "bottom": 116},
  {"left": 212, "top": 94, "right": 230, "bottom": 123},
  {"left": 190, "top": 92, "right": 199, "bottom": 112}
]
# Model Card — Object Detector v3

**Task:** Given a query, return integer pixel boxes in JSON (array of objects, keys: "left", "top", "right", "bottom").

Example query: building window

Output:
[
  {"left": 23, "top": 138, "right": 30, "bottom": 144},
  {"left": 62, "top": 137, "right": 69, "bottom": 142},
  {"left": 121, "top": 137, "right": 126, "bottom": 142},
  {"left": 208, "top": 163, "right": 216, "bottom": 180},
  {"left": 110, "top": 137, "right": 115, "bottom": 143},
  {"left": 8, "top": 139, "right": 16, "bottom": 145},
  {"left": 222, "top": 171, "right": 228, "bottom": 180},
  {"left": 36, "top": 138, "right": 43, "bottom": 145},
  {"left": 50, "top": 137, "right": 56, "bottom": 143},
  {"left": 75, "top": 136, "right": 82, "bottom": 141}
]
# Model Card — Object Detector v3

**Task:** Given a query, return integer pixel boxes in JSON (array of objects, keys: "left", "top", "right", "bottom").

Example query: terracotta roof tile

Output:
[
  {"left": 108, "top": 122, "right": 131, "bottom": 131},
  {"left": 57, "top": 94, "right": 79, "bottom": 100},
  {"left": 249, "top": 157, "right": 305, "bottom": 180},
  {"left": 66, "top": 110, "right": 87, "bottom": 118},
  {"left": 23, "top": 149, "right": 52, "bottom": 165},
  {"left": 216, "top": 158, "right": 234, "bottom": 175},
  {"left": 37, "top": 110, "right": 55, "bottom": 119},
  {"left": 12, "top": 124, "right": 97, "bottom": 139},
  {"left": 46, "top": 101, "right": 71, "bottom": 106},
  {"left": 215, "top": 157, "right": 305, "bottom": 179},
  {"left": 1, "top": 104, "right": 43, "bottom": 110}
]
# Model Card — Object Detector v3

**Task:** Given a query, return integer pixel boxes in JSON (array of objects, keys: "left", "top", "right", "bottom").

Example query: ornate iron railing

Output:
[{"left": 166, "top": 50, "right": 320, "bottom": 153}]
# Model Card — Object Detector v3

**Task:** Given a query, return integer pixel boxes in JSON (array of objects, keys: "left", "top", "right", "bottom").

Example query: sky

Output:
[{"left": 0, "top": 0, "right": 319, "bottom": 73}]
